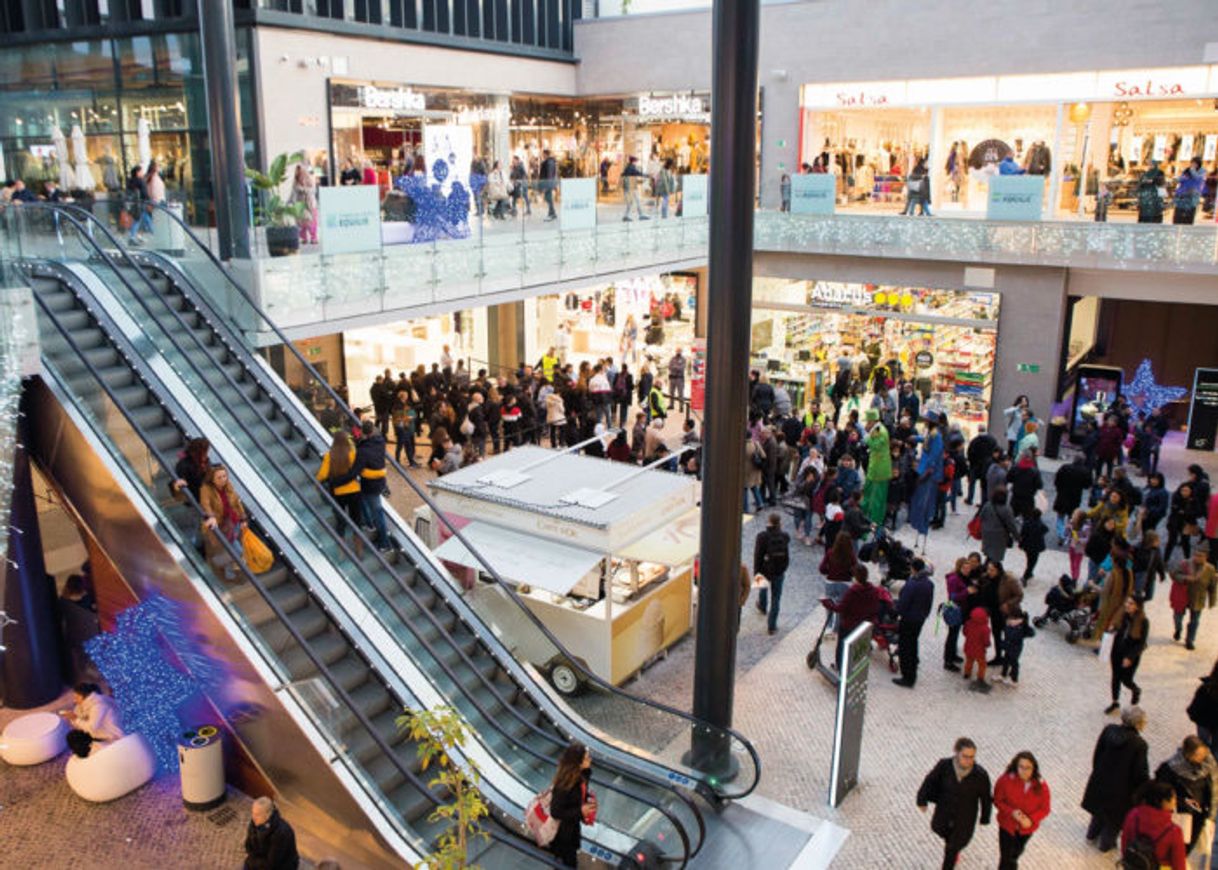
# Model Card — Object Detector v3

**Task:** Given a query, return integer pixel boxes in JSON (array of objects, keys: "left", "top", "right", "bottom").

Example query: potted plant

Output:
[{"left": 245, "top": 150, "right": 307, "bottom": 256}]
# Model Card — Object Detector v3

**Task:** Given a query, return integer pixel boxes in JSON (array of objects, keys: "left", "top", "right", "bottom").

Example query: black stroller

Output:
[
  {"left": 858, "top": 527, "right": 913, "bottom": 587},
  {"left": 1032, "top": 574, "right": 1097, "bottom": 643}
]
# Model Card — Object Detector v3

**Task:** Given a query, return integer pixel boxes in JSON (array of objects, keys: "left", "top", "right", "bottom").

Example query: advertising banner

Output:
[
  {"left": 829, "top": 622, "right": 872, "bottom": 808},
  {"left": 319, "top": 186, "right": 381, "bottom": 255},
  {"left": 790, "top": 173, "right": 836, "bottom": 215},
  {"left": 682, "top": 174, "right": 708, "bottom": 218},
  {"left": 423, "top": 123, "right": 473, "bottom": 196},
  {"left": 690, "top": 338, "right": 707, "bottom": 412},
  {"left": 560, "top": 178, "right": 597, "bottom": 231},
  {"left": 1187, "top": 368, "right": 1218, "bottom": 452},
  {"left": 986, "top": 175, "right": 1045, "bottom": 221}
]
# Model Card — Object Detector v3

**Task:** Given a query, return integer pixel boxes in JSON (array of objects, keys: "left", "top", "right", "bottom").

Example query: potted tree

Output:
[{"left": 245, "top": 151, "right": 307, "bottom": 256}]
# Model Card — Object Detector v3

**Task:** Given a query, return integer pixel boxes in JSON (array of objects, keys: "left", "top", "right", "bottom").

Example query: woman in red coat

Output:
[{"left": 992, "top": 751, "right": 1052, "bottom": 869}]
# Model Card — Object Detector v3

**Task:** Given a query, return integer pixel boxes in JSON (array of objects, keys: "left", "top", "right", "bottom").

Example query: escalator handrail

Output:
[
  {"left": 26, "top": 278, "right": 571, "bottom": 870},
  {"left": 20, "top": 206, "right": 697, "bottom": 863},
  {"left": 139, "top": 201, "right": 762, "bottom": 800}
]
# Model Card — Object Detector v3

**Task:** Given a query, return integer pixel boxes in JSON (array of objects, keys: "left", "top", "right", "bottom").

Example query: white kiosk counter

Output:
[{"left": 422, "top": 446, "right": 701, "bottom": 689}]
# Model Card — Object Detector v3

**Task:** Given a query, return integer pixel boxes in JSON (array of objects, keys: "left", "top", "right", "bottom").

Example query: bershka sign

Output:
[
  {"left": 359, "top": 85, "right": 426, "bottom": 112},
  {"left": 811, "top": 283, "right": 871, "bottom": 308},
  {"left": 638, "top": 94, "right": 708, "bottom": 120}
]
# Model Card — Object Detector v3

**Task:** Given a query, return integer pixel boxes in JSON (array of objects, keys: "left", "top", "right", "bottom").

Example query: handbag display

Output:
[{"left": 242, "top": 526, "right": 274, "bottom": 575}]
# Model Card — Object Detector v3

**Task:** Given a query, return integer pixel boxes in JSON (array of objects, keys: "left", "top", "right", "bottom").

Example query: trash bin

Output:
[
  {"left": 178, "top": 724, "right": 225, "bottom": 810},
  {"left": 1044, "top": 423, "right": 1065, "bottom": 459}
]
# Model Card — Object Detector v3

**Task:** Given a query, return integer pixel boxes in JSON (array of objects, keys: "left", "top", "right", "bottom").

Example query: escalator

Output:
[{"left": 6, "top": 203, "right": 760, "bottom": 865}]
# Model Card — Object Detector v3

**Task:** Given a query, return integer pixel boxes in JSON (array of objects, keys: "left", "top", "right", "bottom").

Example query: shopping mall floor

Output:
[{"left": 397, "top": 423, "right": 1218, "bottom": 868}]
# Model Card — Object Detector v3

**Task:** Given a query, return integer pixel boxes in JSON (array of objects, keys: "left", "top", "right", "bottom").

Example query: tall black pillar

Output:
[
  {"left": 199, "top": 0, "right": 251, "bottom": 260},
  {"left": 688, "top": 0, "right": 759, "bottom": 775},
  {"left": 2, "top": 385, "right": 64, "bottom": 708}
]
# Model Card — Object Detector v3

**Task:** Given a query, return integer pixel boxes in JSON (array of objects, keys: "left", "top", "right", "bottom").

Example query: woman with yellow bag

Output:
[{"left": 200, "top": 465, "right": 273, "bottom": 580}]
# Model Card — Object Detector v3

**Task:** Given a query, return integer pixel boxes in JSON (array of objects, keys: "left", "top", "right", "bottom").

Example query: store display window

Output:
[{"left": 750, "top": 279, "right": 998, "bottom": 435}]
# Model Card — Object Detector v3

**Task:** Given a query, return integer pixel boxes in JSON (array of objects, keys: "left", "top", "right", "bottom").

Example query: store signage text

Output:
[
  {"left": 358, "top": 85, "right": 426, "bottom": 112},
  {"left": 835, "top": 91, "right": 889, "bottom": 107},
  {"left": 639, "top": 94, "right": 706, "bottom": 119},
  {"left": 453, "top": 103, "right": 510, "bottom": 124},
  {"left": 1112, "top": 78, "right": 1187, "bottom": 98},
  {"left": 811, "top": 284, "right": 871, "bottom": 307}
]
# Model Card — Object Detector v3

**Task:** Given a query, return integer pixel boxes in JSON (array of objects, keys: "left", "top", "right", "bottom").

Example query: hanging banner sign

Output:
[
  {"left": 682, "top": 174, "right": 708, "bottom": 218},
  {"left": 559, "top": 178, "right": 597, "bottom": 231},
  {"left": 319, "top": 185, "right": 381, "bottom": 255},
  {"left": 790, "top": 173, "right": 836, "bottom": 215},
  {"left": 690, "top": 338, "right": 707, "bottom": 413},
  {"left": 1204, "top": 135, "right": 1218, "bottom": 162},
  {"left": 987, "top": 175, "right": 1045, "bottom": 221},
  {"left": 1187, "top": 368, "right": 1218, "bottom": 452},
  {"left": 1152, "top": 134, "right": 1168, "bottom": 162},
  {"left": 1180, "top": 134, "right": 1195, "bottom": 163}
]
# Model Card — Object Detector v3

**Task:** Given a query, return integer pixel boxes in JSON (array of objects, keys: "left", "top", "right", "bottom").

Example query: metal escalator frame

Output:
[
  {"left": 28, "top": 281, "right": 571, "bottom": 870},
  {"left": 137, "top": 201, "right": 763, "bottom": 803},
  {"left": 18, "top": 207, "right": 695, "bottom": 864}
]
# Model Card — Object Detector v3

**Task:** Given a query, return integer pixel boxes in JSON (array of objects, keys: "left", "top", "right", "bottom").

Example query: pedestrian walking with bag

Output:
[
  {"left": 526, "top": 741, "right": 596, "bottom": 867},
  {"left": 753, "top": 513, "right": 790, "bottom": 635},
  {"left": 917, "top": 737, "right": 992, "bottom": 869}
]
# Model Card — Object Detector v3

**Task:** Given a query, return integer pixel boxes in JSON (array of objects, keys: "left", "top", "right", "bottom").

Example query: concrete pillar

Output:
[
  {"left": 486, "top": 301, "right": 525, "bottom": 374},
  {"left": 990, "top": 266, "right": 1069, "bottom": 433}
]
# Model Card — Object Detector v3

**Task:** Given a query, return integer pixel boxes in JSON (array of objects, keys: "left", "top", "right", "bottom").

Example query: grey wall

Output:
[
  {"left": 754, "top": 252, "right": 1068, "bottom": 432},
  {"left": 575, "top": 0, "right": 1218, "bottom": 205}
]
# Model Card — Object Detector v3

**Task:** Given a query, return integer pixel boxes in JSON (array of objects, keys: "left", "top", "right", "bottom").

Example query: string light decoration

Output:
[
  {"left": 0, "top": 289, "right": 29, "bottom": 569},
  {"left": 1123, "top": 358, "right": 1188, "bottom": 415},
  {"left": 84, "top": 594, "right": 225, "bottom": 771}
]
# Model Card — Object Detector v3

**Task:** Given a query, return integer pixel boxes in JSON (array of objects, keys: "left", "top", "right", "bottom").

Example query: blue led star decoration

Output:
[
  {"left": 394, "top": 174, "right": 471, "bottom": 243},
  {"left": 84, "top": 594, "right": 225, "bottom": 771},
  {"left": 1124, "top": 358, "right": 1188, "bottom": 415}
]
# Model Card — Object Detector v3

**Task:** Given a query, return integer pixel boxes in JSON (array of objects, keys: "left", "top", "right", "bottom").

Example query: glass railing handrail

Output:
[
  {"left": 140, "top": 201, "right": 760, "bottom": 802},
  {"left": 17, "top": 204, "right": 697, "bottom": 863},
  {"left": 22, "top": 278, "right": 553, "bottom": 866}
]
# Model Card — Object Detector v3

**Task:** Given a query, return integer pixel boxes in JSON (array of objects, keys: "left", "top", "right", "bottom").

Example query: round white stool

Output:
[{"left": 1, "top": 711, "right": 67, "bottom": 765}]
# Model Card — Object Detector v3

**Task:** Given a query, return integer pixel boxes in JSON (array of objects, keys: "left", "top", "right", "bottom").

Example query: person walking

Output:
[
  {"left": 1120, "top": 780, "right": 1188, "bottom": 870},
  {"left": 1053, "top": 455, "right": 1093, "bottom": 543},
  {"left": 965, "top": 425, "right": 998, "bottom": 505},
  {"left": 917, "top": 737, "right": 992, "bottom": 869},
  {"left": 820, "top": 529, "right": 858, "bottom": 631},
  {"left": 1174, "top": 156, "right": 1207, "bottom": 225},
  {"left": 908, "top": 417, "right": 944, "bottom": 545},
  {"left": 1106, "top": 596, "right": 1149, "bottom": 713},
  {"left": 540, "top": 149, "right": 558, "bottom": 220},
  {"left": 992, "top": 751, "right": 1052, "bottom": 870},
  {"left": 126, "top": 165, "right": 153, "bottom": 242},
  {"left": 667, "top": 348, "right": 687, "bottom": 409},
  {"left": 1018, "top": 508, "right": 1048, "bottom": 583},
  {"left": 243, "top": 796, "right": 300, "bottom": 870},
  {"left": 962, "top": 605, "right": 992, "bottom": 693},
  {"left": 620, "top": 156, "right": 649, "bottom": 221},
  {"left": 1132, "top": 530, "right": 1167, "bottom": 602},
  {"left": 942, "top": 556, "right": 973, "bottom": 671},
  {"left": 892, "top": 557, "right": 934, "bottom": 688},
  {"left": 1170, "top": 545, "right": 1217, "bottom": 650},
  {"left": 546, "top": 742, "right": 596, "bottom": 867},
  {"left": 1137, "top": 159, "right": 1168, "bottom": 223},
  {"left": 1166, "top": 481, "right": 1203, "bottom": 563},
  {"left": 1083, "top": 705, "right": 1150, "bottom": 853},
  {"left": 654, "top": 158, "right": 676, "bottom": 218},
  {"left": 1189, "top": 660, "right": 1218, "bottom": 750},
  {"left": 979, "top": 488, "right": 1020, "bottom": 564},
  {"left": 753, "top": 513, "right": 791, "bottom": 636},
  {"left": 743, "top": 432, "right": 765, "bottom": 514},
  {"left": 1155, "top": 734, "right": 1218, "bottom": 863},
  {"left": 903, "top": 157, "right": 933, "bottom": 216},
  {"left": 389, "top": 390, "right": 418, "bottom": 467},
  {"left": 288, "top": 164, "right": 318, "bottom": 245}
]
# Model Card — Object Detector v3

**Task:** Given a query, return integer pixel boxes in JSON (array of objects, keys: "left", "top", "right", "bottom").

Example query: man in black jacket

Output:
[
  {"left": 1053, "top": 454, "right": 1093, "bottom": 542},
  {"left": 965, "top": 426, "right": 998, "bottom": 505},
  {"left": 917, "top": 737, "right": 992, "bottom": 869},
  {"left": 752, "top": 513, "right": 790, "bottom": 636},
  {"left": 893, "top": 557, "right": 934, "bottom": 687},
  {"left": 243, "top": 797, "right": 299, "bottom": 870},
  {"left": 1081, "top": 706, "right": 1149, "bottom": 852},
  {"left": 540, "top": 149, "right": 558, "bottom": 219}
]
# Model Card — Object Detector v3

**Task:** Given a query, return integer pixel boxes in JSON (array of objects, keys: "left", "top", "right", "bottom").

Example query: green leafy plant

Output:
[
  {"left": 244, "top": 150, "right": 308, "bottom": 228},
  {"left": 396, "top": 706, "right": 489, "bottom": 870}
]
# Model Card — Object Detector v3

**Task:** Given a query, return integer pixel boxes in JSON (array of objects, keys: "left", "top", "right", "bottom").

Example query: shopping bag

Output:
[
  {"left": 242, "top": 526, "right": 274, "bottom": 574},
  {"left": 1098, "top": 630, "right": 1115, "bottom": 662},
  {"left": 524, "top": 788, "right": 560, "bottom": 847},
  {"left": 967, "top": 511, "right": 983, "bottom": 541},
  {"left": 1034, "top": 491, "right": 1049, "bottom": 514}
]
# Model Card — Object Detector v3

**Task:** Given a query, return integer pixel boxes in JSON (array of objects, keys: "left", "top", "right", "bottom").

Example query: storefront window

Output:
[{"left": 751, "top": 279, "right": 998, "bottom": 435}]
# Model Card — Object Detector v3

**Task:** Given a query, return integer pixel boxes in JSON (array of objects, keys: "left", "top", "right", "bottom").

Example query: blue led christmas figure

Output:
[
  {"left": 393, "top": 174, "right": 470, "bottom": 243},
  {"left": 1124, "top": 358, "right": 1188, "bottom": 416},
  {"left": 84, "top": 594, "right": 222, "bottom": 771},
  {"left": 432, "top": 157, "right": 449, "bottom": 185}
]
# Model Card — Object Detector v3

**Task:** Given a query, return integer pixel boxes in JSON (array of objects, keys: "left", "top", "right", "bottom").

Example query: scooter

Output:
[{"left": 806, "top": 597, "right": 842, "bottom": 686}]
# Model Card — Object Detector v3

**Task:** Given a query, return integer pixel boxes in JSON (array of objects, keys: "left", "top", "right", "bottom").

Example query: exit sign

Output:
[{"left": 1017, "top": 363, "right": 1041, "bottom": 374}]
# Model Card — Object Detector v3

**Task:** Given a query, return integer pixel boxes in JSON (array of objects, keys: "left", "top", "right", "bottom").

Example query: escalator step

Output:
[
  {"left": 129, "top": 404, "right": 165, "bottom": 431},
  {"left": 281, "top": 631, "right": 348, "bottom": 680},
  {"left": 146, "top": 425, "right": 183, "bottom": 452},
  {"left": 285, "top": 605, "right": 331, "bottom": 642},
  {"left": 97, "top": 365, "right": 135, "bottom": 389},
  {"left": 364, "top": 753, "right": 409, "bottom": 796},
  {"left": 328, "top": 657, "right": 370, "bottom": 694},
  {"left": 391, "top": 781, "right": 440, "bottom": 827},
  {"left": 266, "top": 579, "right": 307, "bottom": 613},
  {"left": 83, "top": 347, "right": 119, "bottom": 369},
  {"left": 347, "top": 681, "right": 393, "bottom": 721},
  {"left": 111, "top": 383, "right": 151, "bottom": 408},
  {"left": 43, "top": 290, "right": 76, "bottom": 312},
  {"left": 57, "top": 310, "right": 90, "bottom": 332}
]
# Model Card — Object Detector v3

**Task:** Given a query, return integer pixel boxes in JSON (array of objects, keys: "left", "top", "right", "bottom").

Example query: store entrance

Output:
[{"left": 750, "top": 280, "right": 999, "bottom": 436}]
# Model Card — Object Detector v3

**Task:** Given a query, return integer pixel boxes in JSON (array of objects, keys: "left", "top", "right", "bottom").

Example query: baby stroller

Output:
[
  {"left": 1033, "top": 574, "right": 1097, "bottom": 643},
  {"left": 807, "top": 588, "right": 900, "bottom": 683},
  {"left": 858, "top": 527, "right": 913, "bottom": 586}
]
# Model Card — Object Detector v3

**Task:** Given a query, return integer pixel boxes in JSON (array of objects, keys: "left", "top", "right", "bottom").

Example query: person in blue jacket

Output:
[
  {"left": 893, "top": 557, "right": 935, "bottom": 688},
  {"left": 908, "top": 417, "right": 945, "bottom": 541}
]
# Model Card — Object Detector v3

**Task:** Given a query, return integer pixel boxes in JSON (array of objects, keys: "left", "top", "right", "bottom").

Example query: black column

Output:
[
  {"left": 1, "top": 384, "right": 64, "bottom": 708},
  {"left": 199, "top": 0, "right": 251, "bottom": 260},
  {"left": 688, "top": 0, "right": 759, "bottom": 776}
]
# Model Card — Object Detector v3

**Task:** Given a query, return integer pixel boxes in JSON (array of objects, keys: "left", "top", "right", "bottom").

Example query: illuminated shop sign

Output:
[
  {"left": 452, "top": 103, "right": 510, "bottom": 124},
  {"left": 801, "top": 65, "right": 1217, "bottom": 109},
  {"left": 637, "top": 93, "right": 709, "bottom": 121},
  {"left": 358, "top": 85, "right": 426, "bottom": 112}
]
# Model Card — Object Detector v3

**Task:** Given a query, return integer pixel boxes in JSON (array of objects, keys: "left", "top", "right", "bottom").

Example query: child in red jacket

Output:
[
  {"left": 993, "top": 751, "right": 1052, "bottom": 867},
  {"left": 963, "top": 606, "right": 992, "bottom": 693}
]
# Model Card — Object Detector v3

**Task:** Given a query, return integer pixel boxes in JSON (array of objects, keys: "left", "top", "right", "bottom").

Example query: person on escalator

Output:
[
  {"left": 171, "top": 437, "right": 211, "bottom": 501},
  {"left": 548, "top": 741, "right": 597, "bottom": 867},
  {"left": 316, "top": 430, "right": 365, "bottom": 556},
  {"left": 335, "top": 420, "right": 391, "bottom": 552},
  {"left": 200, "top": 465, "right": 247, "bottom": 582}
]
